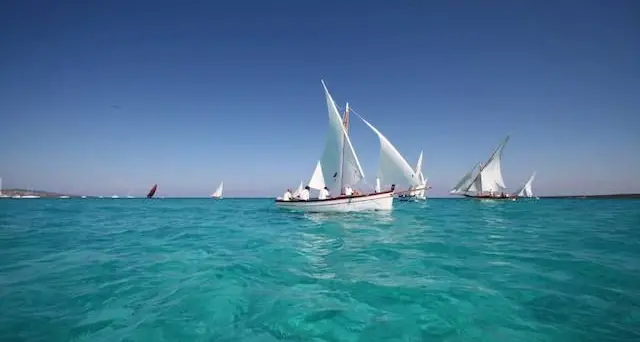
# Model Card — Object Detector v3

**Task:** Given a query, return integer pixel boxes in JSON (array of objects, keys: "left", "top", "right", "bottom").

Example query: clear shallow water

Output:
[{"left": 0, "top": 198, "right": 639, "bottom": 342}]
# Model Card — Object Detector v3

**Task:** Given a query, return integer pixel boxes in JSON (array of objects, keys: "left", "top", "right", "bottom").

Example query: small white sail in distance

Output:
[
  {"left": 517, "top": 172, "right": 536, "bottom": 198},
  {"left": 212, "top": 181, "right": 223, "bottom": 198},
  {"left": 354, "top": 113, "right": 421, "bottom": 189}
]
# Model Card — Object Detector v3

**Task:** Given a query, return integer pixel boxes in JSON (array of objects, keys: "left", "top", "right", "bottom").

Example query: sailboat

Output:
[
  {"left": 275, "top": 80, "right": 421, "bottom": 212},
  {"left": 21, "top": 187, "right": 40, "bottom": 199},
  {"left": 146, "top": 184, "right": 158, "bottom": 198},
  {"left": 450, "top": 136, "right": 516, "bottom": 200},
  {"left": 516, "top": 172, "right": 538, "bottom": 199},
  {"left": 398, "top": 151, "right": 429, "bottom": 201},
  {"left": 211, "top": 181, "right": 223, "bottom": 199},
  {"left": 0, "top": 177, "right": 8, "bottom": 198}
]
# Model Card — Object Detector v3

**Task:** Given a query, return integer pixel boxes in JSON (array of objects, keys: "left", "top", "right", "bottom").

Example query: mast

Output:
[{"left": 339, "top": 102, "right": 350, "bottom": 194}]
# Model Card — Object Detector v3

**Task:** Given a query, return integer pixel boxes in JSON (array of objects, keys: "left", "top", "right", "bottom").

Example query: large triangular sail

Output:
[
  {"left": 477, "top": 135, "right": 509, "bottom": 193},
  {"left": 319, "top": 80, "right": 365, "bottom": 194},
  {"left": 355, "top": 113, "right": 420, "bottom": 189},
  {"left": 517, "top": 172, "right": 536, "bottom": 198}
]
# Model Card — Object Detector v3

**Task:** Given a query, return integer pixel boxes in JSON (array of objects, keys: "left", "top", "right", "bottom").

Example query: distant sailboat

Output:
[
  {"left": 21, "top": 187, "right": 40, "bottom": 199},
  {"left": 0, "top": 177, "right": 8, "bottom": 198},
  {"left": 146, "top": 184, "right": 158, "bottom": 199},
  {"left": 211, "top": 181, "right": 223, "bottom": 199},
  {"left": 450, "top": 136, "right": 516, "bottom": 200},
  {"left": 399, "top": 150, "right": 428, "bottom": 201},
  {"left": 516, "top": 172, "right": 537, "bottom": 199}
]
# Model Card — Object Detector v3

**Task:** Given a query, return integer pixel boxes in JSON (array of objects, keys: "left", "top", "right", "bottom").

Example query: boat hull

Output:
[
  {"left": 275, "top": 191, "right": 394, "bottom": 212},
  {"left": 463, "top": 194, "right": 517, "bottom": 200}
]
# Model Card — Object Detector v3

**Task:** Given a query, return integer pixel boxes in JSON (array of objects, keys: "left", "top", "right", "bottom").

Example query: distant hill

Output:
[{"left": 0, "top": 189, "right": 77, "bottom": 198}]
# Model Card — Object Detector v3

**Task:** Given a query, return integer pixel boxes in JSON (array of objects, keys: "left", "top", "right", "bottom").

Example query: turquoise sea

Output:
[{"left": 0, "top": 198, "right": 639, "bottom": 341}]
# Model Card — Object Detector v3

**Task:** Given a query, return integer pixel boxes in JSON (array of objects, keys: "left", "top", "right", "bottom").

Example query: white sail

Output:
[
  {"left": 212, "top": 181, "right": 223, "bottom": 198},
  {"left": 319, "top": 80, "right": 365, "bottom": 193},
  {"left": 308, "top": 161, "right": 325, "bottom": 190},
  {"left": 477, "top": 136, "right": 509, "bottom": 193},
  {"left": 453, "top": 136, "right": 509, "bottom": 196},
  {"left": 355, "top": 114, "right": 420, "bottom": 189},
  {"left": 517, "top": 172, "right": 536, "bottom": 198},
  {"left": 292, "top": 181, "right": 303, "bottom": 197},
  {"left": 414, "top": 151, "right": 426, "bottom": 184},
  {"left": 450, "top": 163, "right": 480, "bottom": 194}
]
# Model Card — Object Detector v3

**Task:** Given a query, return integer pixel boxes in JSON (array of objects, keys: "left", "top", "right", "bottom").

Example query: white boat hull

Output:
[{"left": 275, "top": 191, "right": 394, "bottom": 212}]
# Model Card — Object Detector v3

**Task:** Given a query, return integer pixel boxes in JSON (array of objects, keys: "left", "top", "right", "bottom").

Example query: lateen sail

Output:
[
  {"left": 517, "top": 172, "right": 536, "bottom": 198},
  {"left": 477, "top": 136, "right": 509, "bottom": 193},
  {"left": 319, "top": 80, "right": 365, "bottom": 193},
  {"left": 415, "top": 151, "right": 426, "bottom": 185},
  {"left": 355, "top": 113, "right": 420, "bottom": 189},
  {"left": 212, "top": 181, "right": 223, "bottom": 198},
  {"left": 450, "top": 163, "right": 481, "bottom": 194},
  {"left": 452, "top": 136, "right": 510, "bottom": 196},
  {"left": 292, "top": 181, "right": 303, "bottom": 197},
  {"left": 147, "top": 184, "right": 158, "bottom": 198},
  {"left": 308, "top": 161, "right": 325, "bottom": 190}
]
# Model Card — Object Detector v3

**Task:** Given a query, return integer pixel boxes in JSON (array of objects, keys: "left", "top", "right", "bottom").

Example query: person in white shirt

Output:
[
  {"left": 282, "top": 189, "right": 292, "bottom": 201},
  {"left": 299, "top": 186, "right": 310, "bottom": 200},
  {"left": 344, "top": 185, "right": 353, "bottom": 196},
  {"left": 318, "top": 186, "right": 330, "bottom": 200}
]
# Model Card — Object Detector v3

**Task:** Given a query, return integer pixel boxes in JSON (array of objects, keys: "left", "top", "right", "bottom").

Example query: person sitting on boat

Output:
[
  {"left": 353, "top": 189, "right": 360, "bottom": 196},
  {"left": 282, "top": 189, "right": 292, "bottom": 201},
  {"left": 344, "top": 185, "right": 353, "bottom": 196},
  {"left": 299, "top": 186, "right": 310, "bottom": 201},
  {"left": 391, "top": 184, "right": 396, "bottom": 192},
  {"left": 318, "top": 186, "right": 330, "bottom": 200}
]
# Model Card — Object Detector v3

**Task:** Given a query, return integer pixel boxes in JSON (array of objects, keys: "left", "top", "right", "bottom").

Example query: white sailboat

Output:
[
  {"left": 21, "top": 187, "right": 40, "bottom": 199},
  {"left": 398, "top": 151, "right": 428, "bottom": 201},
  {"left": 0, "top": 177, "right": 8, "bottom": 198},
  {"left": 516, "top": 172, "right": 538, "bottom": 199},
  {"left": 450, "top": 136, "right": 516, "bottom": 200},
  {"left": 211, "top": 181, "right": 223, "bottom": 199},
  {"left": 275, "top": 80, "right": 419, "bottom": 212}
]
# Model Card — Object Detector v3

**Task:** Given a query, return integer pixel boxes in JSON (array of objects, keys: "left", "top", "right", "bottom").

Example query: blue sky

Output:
[{"left": 0, "top": 1, "right": 638, "bottom": 197}]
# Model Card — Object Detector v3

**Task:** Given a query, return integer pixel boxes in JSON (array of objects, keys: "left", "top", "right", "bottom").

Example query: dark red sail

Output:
[{"left": 146, "top": 184, "right": 157, "bottom": 198}]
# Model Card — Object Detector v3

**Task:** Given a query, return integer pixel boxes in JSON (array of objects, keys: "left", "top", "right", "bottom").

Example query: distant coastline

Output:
[{"left": 0, "top": 189, "right": 77, "bottom": 198}]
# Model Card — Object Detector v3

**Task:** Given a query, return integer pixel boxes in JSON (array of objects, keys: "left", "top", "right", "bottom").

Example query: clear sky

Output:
[{"left": 1, "top": 1, "right": 638, "bottom": 197}]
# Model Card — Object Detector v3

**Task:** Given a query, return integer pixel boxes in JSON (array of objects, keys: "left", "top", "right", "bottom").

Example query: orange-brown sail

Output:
[{"left": 146, "top": 184, "right": 157, "bottom": 198}]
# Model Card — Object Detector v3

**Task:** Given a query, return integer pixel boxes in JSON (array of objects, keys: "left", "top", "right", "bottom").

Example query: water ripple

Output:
[{"left": 0, "top": 198, "right": 639, "bottom": 341}]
